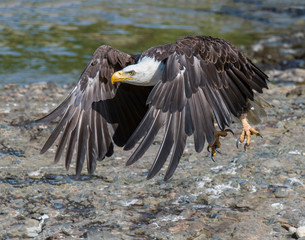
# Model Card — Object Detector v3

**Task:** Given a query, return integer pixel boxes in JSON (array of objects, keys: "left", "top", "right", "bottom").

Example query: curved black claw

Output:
[
  {"left": 257, "top": 133, "right": 263, "bottom": 138},
  {"left": 207, "top": 146, "right": 210, "bottom": 152},
  {"left": 244, "top": 143, "right": 248, "bottom": 151},
  {"left": 210, "top": 155, "right": 216, "bottom": 162},
  {"left": 236, "top": 138, "right": 241, "bottom": 149},
  {"left": 225, "top": 128, "right": 234, "bottom": 136}
]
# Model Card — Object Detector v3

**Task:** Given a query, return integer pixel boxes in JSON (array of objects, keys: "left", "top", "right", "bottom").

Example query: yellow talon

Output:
[
  {"left": 208, "top": 129, "right": 233, "bottom": 158},
  {"left": 208, "top": 137, "right": 221, "bottom": 157},
  {"left": 238, "top": 115, "right": 262, "bottom": 150}
]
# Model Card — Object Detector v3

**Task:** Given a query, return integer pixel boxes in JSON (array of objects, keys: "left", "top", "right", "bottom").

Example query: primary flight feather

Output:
[{"left": 36, "top": 36, "right": 269, "bottom": 180}]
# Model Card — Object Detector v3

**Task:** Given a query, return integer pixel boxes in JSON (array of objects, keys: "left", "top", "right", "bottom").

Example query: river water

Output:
[{"left": 0, "top": 0, "right": 304, "bottom": 84}]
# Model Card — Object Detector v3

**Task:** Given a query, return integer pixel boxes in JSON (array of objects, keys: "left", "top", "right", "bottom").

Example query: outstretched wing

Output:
[
  {"left": 124, "top": 36, "right": 268, "bottom": 180},
  {"left": 37, "top": 45, "right": 151, "bottom": 176}
]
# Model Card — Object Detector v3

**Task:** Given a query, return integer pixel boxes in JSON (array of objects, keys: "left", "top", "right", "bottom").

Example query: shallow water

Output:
[{"left": 0, "top": 0, "right": 304, "bottom": 85}]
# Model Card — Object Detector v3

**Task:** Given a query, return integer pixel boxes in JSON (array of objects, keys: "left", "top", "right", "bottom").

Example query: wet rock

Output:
[
  {"left": 193, "top": 232, "right": 208, "bottom": 240},
  {"left": 289, "top": 226, "right": 297, "bottom": 234},
  {"left": 284, "top": 177, "right": 304, "bottom": 187},
  {"left": 248, "top": 30, "right": 305, "bottom": 70},
  {"left": 28, "top": 169, "right": 45, "bottom": 179},
  {"left": 286, "top": 85, "right": 305, "bottom": 97},
  {"left": 195, "top": 193, "right": 209, "bottom": 205},
  {"left": 86, "top": 230, "right": 118, "bottom": 240},
  {"left": 25, "top": 219, "right": 41, "bottom": 238},
  {"left": 296, "top": 226, "right": 305, "bottom": 238},
  {"left": 298, "top": 220, "right": 305, "bottom": 227},
  {"left": 274, "top": 187, "right": 289, "bottom": 198}
]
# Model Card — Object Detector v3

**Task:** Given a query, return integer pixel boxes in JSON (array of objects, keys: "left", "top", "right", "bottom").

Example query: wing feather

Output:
[
  {"left": 54, "top": 108, "right": 79, "bottom": 164},
  {"left": 65, "top": 127, "right": 77, "bottom": 170},
  {"left": 147, "top": 114, "right": 175, "bottom": 179},
  {"left": 126, "top": 109, "right": 166, "bottom": 166},
  {"left": 189, "top": 92, "right": 207, "bottom": 152},
  {"left": 164, "top": 111, "right": 187, "bottom": 181},
  {"left": 40, "top": 104, "right": 76, "bottom": 154},
  {"left": 75, "top": 113, "right": 88, "bottom": 176}
]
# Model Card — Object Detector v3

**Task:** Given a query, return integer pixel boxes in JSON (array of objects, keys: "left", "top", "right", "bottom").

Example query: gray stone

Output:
[
  {"left": 296, "top": 226, "right": 305, "bottom": 238},
  {"left": 25, "top": 219, "right": 41, "bottom": 238},
  {"left": 298, "top": 219, "right": 305, "bottom": 227},
  {"left": 274, "top": 188, "right": 289, "bottom": 198}
]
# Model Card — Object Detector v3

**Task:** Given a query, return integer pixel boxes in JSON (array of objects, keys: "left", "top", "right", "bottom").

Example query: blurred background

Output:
[{"left": 0, "top": 0, "right": 304, "bottom": 85}]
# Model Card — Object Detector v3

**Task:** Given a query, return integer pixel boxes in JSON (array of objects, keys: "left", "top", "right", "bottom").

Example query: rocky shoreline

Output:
[{"left": 1, "top": 34, "right": 305, "bottom": 239}]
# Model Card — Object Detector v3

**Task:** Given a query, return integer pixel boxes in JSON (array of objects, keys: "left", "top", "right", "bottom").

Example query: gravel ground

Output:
[{"left": 1, "top": 36, "right": 305, "bottom": 239}]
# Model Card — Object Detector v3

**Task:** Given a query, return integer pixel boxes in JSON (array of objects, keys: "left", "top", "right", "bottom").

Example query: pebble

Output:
[
  {"left": 296, "top": 226, "right": 305, "bottom": 238},
  {"left": 289, "top": 226, "right": 297, "bottom": 234},
  {"left": 274, "top": 188, "right": 289, "bottom": 198},
  {"left": 193, "top": 233, "right": 208, "bottom": 240},
  {"left": 25, "top": 219, "right": 41, "bottom": 238},
  {"left": 298, "top": 220, "right": 305, "bottom": 227}
]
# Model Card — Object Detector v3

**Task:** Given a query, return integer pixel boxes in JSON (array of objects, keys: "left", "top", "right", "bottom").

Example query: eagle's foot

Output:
[
  {"left": 237, "top": 118, "right": 262, "bottom": 151},
  {"left": 208, "top": 129, "right": 234, "bottom": 159}
]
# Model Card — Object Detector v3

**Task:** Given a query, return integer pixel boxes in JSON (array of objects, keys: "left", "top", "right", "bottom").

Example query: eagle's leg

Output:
[
  {"left": 208, "top": 129, "right": 234, "bottom": 158},
  {"left": 238, "top": 113, "right": 262, "bottom": 150}
]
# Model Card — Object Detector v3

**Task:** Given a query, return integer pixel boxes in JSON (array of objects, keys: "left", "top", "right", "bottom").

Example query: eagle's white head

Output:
[{"left": 111, "top": 57, "right": 164, "bottom": 86}]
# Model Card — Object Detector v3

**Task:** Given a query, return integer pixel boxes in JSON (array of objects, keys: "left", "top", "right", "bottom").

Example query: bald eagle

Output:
[{"left": 37, "top": 36, "right": 268, "bottom": 180}]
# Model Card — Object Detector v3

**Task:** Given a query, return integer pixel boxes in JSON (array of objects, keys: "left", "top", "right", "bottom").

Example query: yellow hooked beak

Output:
[{"left": 111, "top": 70, "right": 133, "bottom": 84}]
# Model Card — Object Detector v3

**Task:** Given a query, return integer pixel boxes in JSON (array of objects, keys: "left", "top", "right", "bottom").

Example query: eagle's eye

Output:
[{"left": 128, "top": 70, "right": 136, "bottom": 76}]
